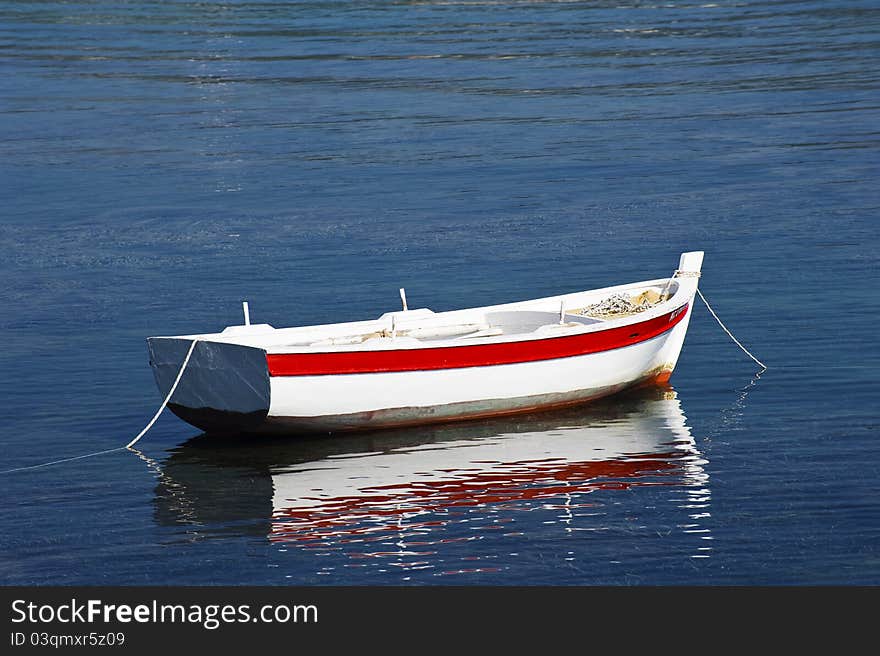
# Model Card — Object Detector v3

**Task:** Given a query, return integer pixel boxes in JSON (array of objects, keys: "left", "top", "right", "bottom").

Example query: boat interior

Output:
[{"left": 197, "top": 279, "right": 681, "bottom": 351}]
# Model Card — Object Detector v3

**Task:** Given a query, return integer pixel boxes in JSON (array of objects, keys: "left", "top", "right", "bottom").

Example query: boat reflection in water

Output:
[{"left": 153, "top": 386, "right": 712, "bottom": 580}]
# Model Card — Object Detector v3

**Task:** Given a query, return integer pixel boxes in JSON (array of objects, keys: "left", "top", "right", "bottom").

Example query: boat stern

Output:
[{"left": 147, "top": 337, "right": 271, "bottom": 434}]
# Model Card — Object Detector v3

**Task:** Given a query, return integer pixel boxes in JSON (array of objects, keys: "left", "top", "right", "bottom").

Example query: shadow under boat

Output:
[{"left": 152, "top": 386, "right": 710, "bottom": 549}]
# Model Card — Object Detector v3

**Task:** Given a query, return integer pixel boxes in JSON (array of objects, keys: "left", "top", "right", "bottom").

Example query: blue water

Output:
[{"left": 1, "top": 0, "right": 878, "bottom": 586}]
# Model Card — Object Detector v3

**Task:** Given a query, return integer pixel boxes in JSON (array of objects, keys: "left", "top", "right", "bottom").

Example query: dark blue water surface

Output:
[{"left": 1, "top": 1, "right": 878, "bottom": 586}]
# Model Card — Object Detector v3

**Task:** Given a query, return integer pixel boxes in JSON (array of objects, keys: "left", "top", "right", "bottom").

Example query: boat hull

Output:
[
  {"left": 261, "top": 303, "right": 692, "bottom": 433},
  {"left": 150, "top": 302, "right": 693, "bottom": 435},
  {"left": 147, "top": 251, "right": 703, "bottom": 436}
]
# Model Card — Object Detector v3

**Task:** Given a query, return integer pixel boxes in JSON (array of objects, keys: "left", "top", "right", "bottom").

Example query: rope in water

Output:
[
  {"left": 696, "top": 288, "right": 767, "bottom": 370},
  {"left": 0, "top": 339, "right": 199, "bottom": 475},
  {"left": 0, "top": 446, "right": 127, "bottom": 475}
]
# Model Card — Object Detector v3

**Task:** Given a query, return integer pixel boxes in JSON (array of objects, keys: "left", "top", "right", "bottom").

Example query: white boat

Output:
[{"left": 147, "top": 250, "right": 703, "bottom": 435}]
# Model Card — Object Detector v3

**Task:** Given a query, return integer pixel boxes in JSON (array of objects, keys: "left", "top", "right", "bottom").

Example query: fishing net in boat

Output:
[{"left": 573, "top": 289, "right": 662, "bottom": 318}]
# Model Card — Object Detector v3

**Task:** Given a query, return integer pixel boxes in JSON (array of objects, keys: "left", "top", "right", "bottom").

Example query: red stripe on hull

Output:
[{"left": 267, "top": 303, "right": 689, "bottom": 377}]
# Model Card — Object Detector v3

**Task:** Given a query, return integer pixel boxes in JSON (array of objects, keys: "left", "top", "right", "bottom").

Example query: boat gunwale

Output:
[
  {"left": 265, "top": 303, "right": 691, "bottom": 377},
  {"left": 149, "top": 274, "right": 696, "bottom": 354}
]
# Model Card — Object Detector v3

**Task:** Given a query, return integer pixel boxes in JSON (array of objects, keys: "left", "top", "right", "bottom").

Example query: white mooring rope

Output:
[
  {"left": 1, "top": 339, "right": 199, "bottom": 475},
  {"left": 125, "top": 339, "right": 199, "bottom": 448},
  {"left": 0, "top": 446, "right": 127, "bottom": 475},
  {"left": 696, "top": 288, "right": 767, "bottom": 370}
]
